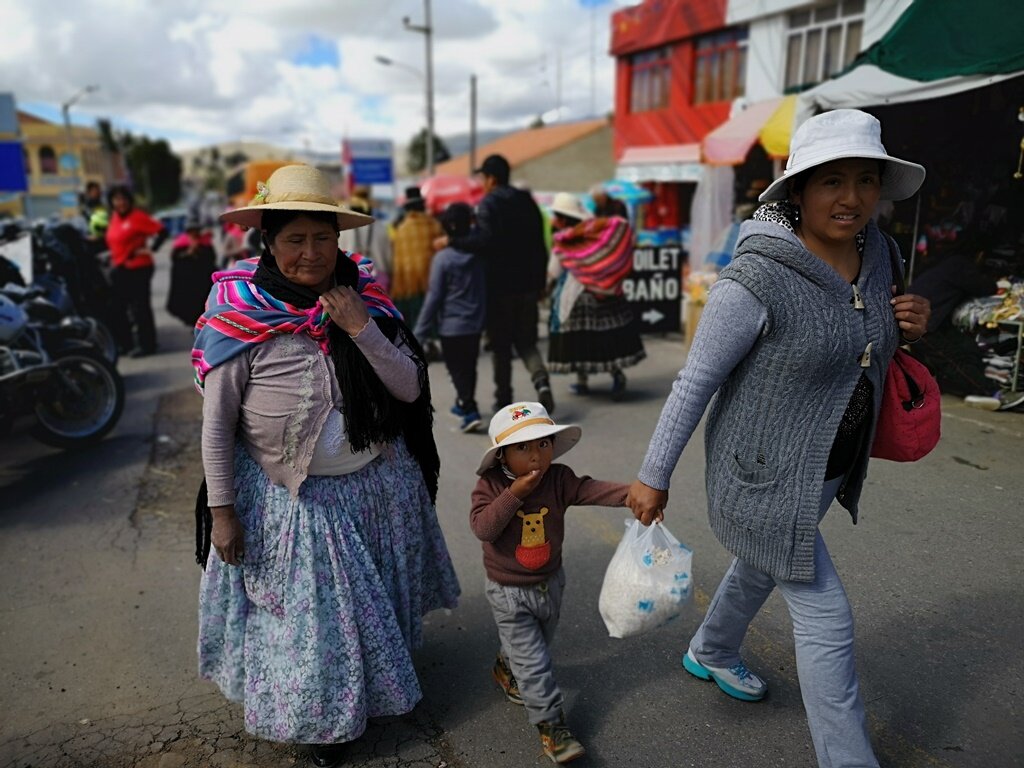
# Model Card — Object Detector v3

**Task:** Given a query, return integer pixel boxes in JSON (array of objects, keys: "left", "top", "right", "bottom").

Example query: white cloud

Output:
[{"left": 0, "top": 0, "right": 630, "bottom": 153}]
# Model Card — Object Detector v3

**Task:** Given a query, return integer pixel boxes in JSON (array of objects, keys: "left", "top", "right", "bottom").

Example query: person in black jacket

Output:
[{"left": 434, "top": 154, "right": 555, "bottom": 413}]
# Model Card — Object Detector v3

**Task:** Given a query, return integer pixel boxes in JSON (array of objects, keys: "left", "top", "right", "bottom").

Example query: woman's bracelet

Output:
[{"left": 900, "top": 332, "right": 922, "bottom": 344}]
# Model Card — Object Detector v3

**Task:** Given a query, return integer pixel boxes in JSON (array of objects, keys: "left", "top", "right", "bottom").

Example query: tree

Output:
[
  {"left": 406, "top": 128, "right": 451, "bottom": 174},
  {"left": 96, "top": 119, "right": 119, "bottom": 153},
  {"left": 529, "top": 115, "right": 545, "bottom": 129},
  {"left": 110, "top": 128, "right": 183, "bottom": 209}
]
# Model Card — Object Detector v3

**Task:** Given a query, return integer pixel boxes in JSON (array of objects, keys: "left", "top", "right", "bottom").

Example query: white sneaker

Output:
[{"left": 682, "top": 648, "right": 767, "bottom": 702}]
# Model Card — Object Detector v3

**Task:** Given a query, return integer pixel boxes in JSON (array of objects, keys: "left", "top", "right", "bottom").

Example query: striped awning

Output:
[
  {"left": 615, "top": 143, "right": 703, "bottom": 183},
  {"left": 702, "top": 96, "right": 797, "bottom": 165}
]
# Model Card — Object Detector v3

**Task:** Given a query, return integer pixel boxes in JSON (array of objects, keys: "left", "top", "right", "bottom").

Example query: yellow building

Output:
[{"left": 8, "top": 111, "right": 123, "bottom": 219}]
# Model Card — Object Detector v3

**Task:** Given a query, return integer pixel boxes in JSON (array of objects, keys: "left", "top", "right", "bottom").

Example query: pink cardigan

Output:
[{"left": 201, "top": 321, "right": 420, "bottom": 506}]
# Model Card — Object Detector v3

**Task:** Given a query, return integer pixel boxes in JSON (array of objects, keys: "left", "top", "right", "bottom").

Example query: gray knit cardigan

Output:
[{"left": 702, "top": 220, "right": 898, "bottom": 582}]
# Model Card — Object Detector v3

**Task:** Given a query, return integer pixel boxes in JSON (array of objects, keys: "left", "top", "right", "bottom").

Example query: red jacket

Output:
[{"left": 106, "top": 208, "right": 163, "bottom": 269}]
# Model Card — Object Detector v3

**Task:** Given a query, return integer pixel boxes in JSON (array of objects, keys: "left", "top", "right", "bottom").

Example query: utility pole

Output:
[
  {"left": 404, "top": 0, "right": 435, "bottom": 176},
  {"left": 589, "top": 6, "right": 596, "bottom": 117},
  {"left": 61, "top": 85, "right": 98, "bottom": 214},
  {"left": 469, "top": 74, "right": 477, "bottom": 174}
]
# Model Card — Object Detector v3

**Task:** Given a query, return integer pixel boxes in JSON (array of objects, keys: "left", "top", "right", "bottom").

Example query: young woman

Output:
[{"left": 628, "top": 110, "right": 931, "bottom": 768}]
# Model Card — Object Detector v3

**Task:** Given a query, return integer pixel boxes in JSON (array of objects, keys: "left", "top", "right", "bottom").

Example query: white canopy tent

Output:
[{"left": 796, "top": 65, "right": 1024, "bottom": 126}]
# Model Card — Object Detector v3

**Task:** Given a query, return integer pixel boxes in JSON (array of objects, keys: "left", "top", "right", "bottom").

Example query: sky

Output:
[{"left": 0, "top": 0, "right": 632, "bottom": 155}]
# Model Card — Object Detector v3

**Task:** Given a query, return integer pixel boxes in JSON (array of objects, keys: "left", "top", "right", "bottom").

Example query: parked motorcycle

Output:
[
  {"left": 29, "top": 222, "right": 122, "bottom": 364},
  {"left": 0, "top": 287, "right": 124, "bottom": 448}
]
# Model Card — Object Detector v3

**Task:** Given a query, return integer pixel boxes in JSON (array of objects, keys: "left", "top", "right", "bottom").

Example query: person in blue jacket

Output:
[{"left": 414, "top": 202, "right": 487, "bottom": 432}]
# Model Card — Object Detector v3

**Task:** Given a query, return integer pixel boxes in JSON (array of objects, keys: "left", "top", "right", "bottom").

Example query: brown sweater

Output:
[{"left": 471, "top": 464, "right": 629, "bottom": 586}]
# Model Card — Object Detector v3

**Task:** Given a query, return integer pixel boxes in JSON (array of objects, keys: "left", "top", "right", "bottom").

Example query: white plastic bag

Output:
[{"left": 598, "top": 519, "right": 693, "bottom": 638}]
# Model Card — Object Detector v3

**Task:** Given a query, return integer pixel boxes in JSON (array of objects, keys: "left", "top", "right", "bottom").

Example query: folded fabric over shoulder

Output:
[{"left": 553, "top": 216, "right": 634, "bottom": 295}]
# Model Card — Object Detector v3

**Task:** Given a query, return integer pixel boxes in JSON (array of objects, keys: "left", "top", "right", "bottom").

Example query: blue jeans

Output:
[{"left": 690, "top": 477, "right": 878, "bottom": 768}]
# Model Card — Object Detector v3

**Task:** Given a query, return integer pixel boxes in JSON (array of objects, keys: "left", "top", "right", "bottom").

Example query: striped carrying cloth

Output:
[
  {"left": 553, "top": 216, "right": 634, "bottom": 295},
  {"left": 191, "top": 253, "right": 400, "bottom": 390}
]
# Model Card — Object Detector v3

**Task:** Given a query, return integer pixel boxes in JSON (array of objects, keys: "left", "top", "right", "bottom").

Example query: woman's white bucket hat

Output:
[
  {"left": 220, "top": 164, "right": 375, "bottom": 231},
  {"left": 549, "top": 192, "right": 594, "bottom": 222},
  {"left": 759, "top": 109, "right": 926, "bottom": 203},
  {"left": 477, "top": 401, "right": 582, "bottom": 475}
]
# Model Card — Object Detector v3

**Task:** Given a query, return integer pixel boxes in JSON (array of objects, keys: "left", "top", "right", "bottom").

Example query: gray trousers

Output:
[
  {"left": 690, "top": 477, "right": 879, "bottom": 768},
  {"left": 484, "top": 568, "right": 566, "bottom": 725}
]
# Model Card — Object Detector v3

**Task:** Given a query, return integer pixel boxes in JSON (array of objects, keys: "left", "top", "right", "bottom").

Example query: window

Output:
[
  {"left": 784, "top": 0, "right": 865, "bottom": 90},
  {"left": 39, "top": 145, "right": 57, "bottom": 174},
  {"left": 630, "top": 47, "right": 671, "bottom": 113},
  {"left": 694, "top": 28, "right": 748, "bottom": 105}
]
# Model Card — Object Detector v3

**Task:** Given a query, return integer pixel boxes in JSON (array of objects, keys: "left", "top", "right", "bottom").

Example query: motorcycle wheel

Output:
[
  {"left": 32, "top": 348, "right": 125, "bottom": 449},
  {"left": 87, "top": 318, "right": 120, "bottom": 365}
]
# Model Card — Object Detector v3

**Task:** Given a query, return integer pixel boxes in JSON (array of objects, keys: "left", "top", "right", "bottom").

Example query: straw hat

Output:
[
  {"left": 549, "top": 192, "right": 593, "bottom": 222},
  {"left": 220, "top": 164, "right": 375, "bottom": 231},
  {"left": 759, "top": 109, "right": 925, "bottom": 203},
  {"left": 477, "top": 401, "right": 582, "bottom": 476}
]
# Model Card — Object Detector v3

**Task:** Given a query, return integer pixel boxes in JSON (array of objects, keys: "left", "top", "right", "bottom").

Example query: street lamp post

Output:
[
  {"left": 403, "top": 0, "right": 435, "bottom": 176},
  {"left": 61, "top": 85, "right": 99, "bottom": 214}
]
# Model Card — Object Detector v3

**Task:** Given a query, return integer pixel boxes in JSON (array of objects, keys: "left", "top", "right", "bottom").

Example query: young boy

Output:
[
  {"left": 413, "top": 202, "right": 486, "bottom": 432},
  {"left": 470, "top": 402, "right": 629, "bottom": 764}
]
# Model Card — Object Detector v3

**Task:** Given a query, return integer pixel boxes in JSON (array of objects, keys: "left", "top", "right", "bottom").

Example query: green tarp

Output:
[{"left": 859, "top": 0, "right": 1024, "bottom": 81}]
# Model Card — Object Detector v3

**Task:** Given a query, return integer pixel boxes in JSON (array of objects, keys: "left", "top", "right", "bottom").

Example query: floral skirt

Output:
[
  {"left": 548, "top": 290, "right": 646, "bottom": 374},
  {"left": 197, "top": 441, "right": 460, "bottom": 744}
]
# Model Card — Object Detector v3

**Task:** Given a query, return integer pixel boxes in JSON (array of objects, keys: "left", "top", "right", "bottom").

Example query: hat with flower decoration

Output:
[{"left": 220, "top": 164, "right": 375, "bottom": 231}]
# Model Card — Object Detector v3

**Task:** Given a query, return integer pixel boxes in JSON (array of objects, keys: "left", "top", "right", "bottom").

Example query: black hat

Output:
[
  {"left": 473, "top": 154, "right": 510, "bottom": 179},
  {"left": 403, "top": 186, "right": 425, "bottom": 211}
]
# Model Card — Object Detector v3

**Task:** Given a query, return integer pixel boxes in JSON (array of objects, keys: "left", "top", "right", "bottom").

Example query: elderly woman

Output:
[
  {"left": 192, "top": 165, "right": 460, "bottom": 768},
  {"left": 105, "top": 184, "right": 167, "bottom": 357},
  {"left": 628, "top": 110, "right": 931, "bottom": 767},
  {"left": 546, "top": 192, "right": 645, "bottom": 400}
]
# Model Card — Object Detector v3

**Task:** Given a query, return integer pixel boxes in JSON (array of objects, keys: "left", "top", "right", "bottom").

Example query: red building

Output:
[{"left": 610, "top": 0, "right": 745, "bottom": 233}]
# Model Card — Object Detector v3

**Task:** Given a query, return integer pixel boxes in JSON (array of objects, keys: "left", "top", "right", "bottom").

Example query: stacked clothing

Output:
[{"left": 952, "top": 278, "right": 1024, "bottom": 394}]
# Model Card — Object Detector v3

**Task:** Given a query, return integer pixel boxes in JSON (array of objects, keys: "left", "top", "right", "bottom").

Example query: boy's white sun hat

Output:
[
  {"left": 477, "top": 401, "right": 582, "bottom": 475},
  {"left": 759, "top": 109, "right": 926, "bottom": 203}
]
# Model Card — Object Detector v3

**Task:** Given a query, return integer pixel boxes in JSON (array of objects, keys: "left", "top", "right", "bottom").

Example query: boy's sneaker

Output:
[
  {"left": 536, "top": 716, "right": 585, "bottom": 764},
  {"left": 491, "top": 654, "right": 524, "bottom": 705},
  {"left": 459, "top": 411, "right": 482, "bottom": 433},
  {"left": 682, "top": 648, "right": 767, "bottom": 702}
]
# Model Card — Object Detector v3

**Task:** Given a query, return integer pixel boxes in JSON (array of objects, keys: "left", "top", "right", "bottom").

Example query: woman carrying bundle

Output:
[{"left": 546, "top": 192, "right": 645, "bottom": 400}]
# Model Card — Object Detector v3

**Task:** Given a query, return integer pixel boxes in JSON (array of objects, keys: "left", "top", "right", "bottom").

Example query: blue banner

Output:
[
  {"left": 0, "top": 141, "right": 28, "bottom": 192},
  {"left": 350, "top": 157, "right": 393, "bottom": 184}
]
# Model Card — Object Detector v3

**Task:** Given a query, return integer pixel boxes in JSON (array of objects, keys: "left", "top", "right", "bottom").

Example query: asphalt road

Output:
[{"left": 1, "top": 261, "right": 1021, "bottom": 768}]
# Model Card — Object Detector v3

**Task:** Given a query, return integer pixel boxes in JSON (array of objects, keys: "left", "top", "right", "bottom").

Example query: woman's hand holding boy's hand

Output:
[
  {"left": 628, "top": 479, "right": 667, "bottom": 526},
  {"left": 509, "top": 469, "right": 544, "bottom": 499}
]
